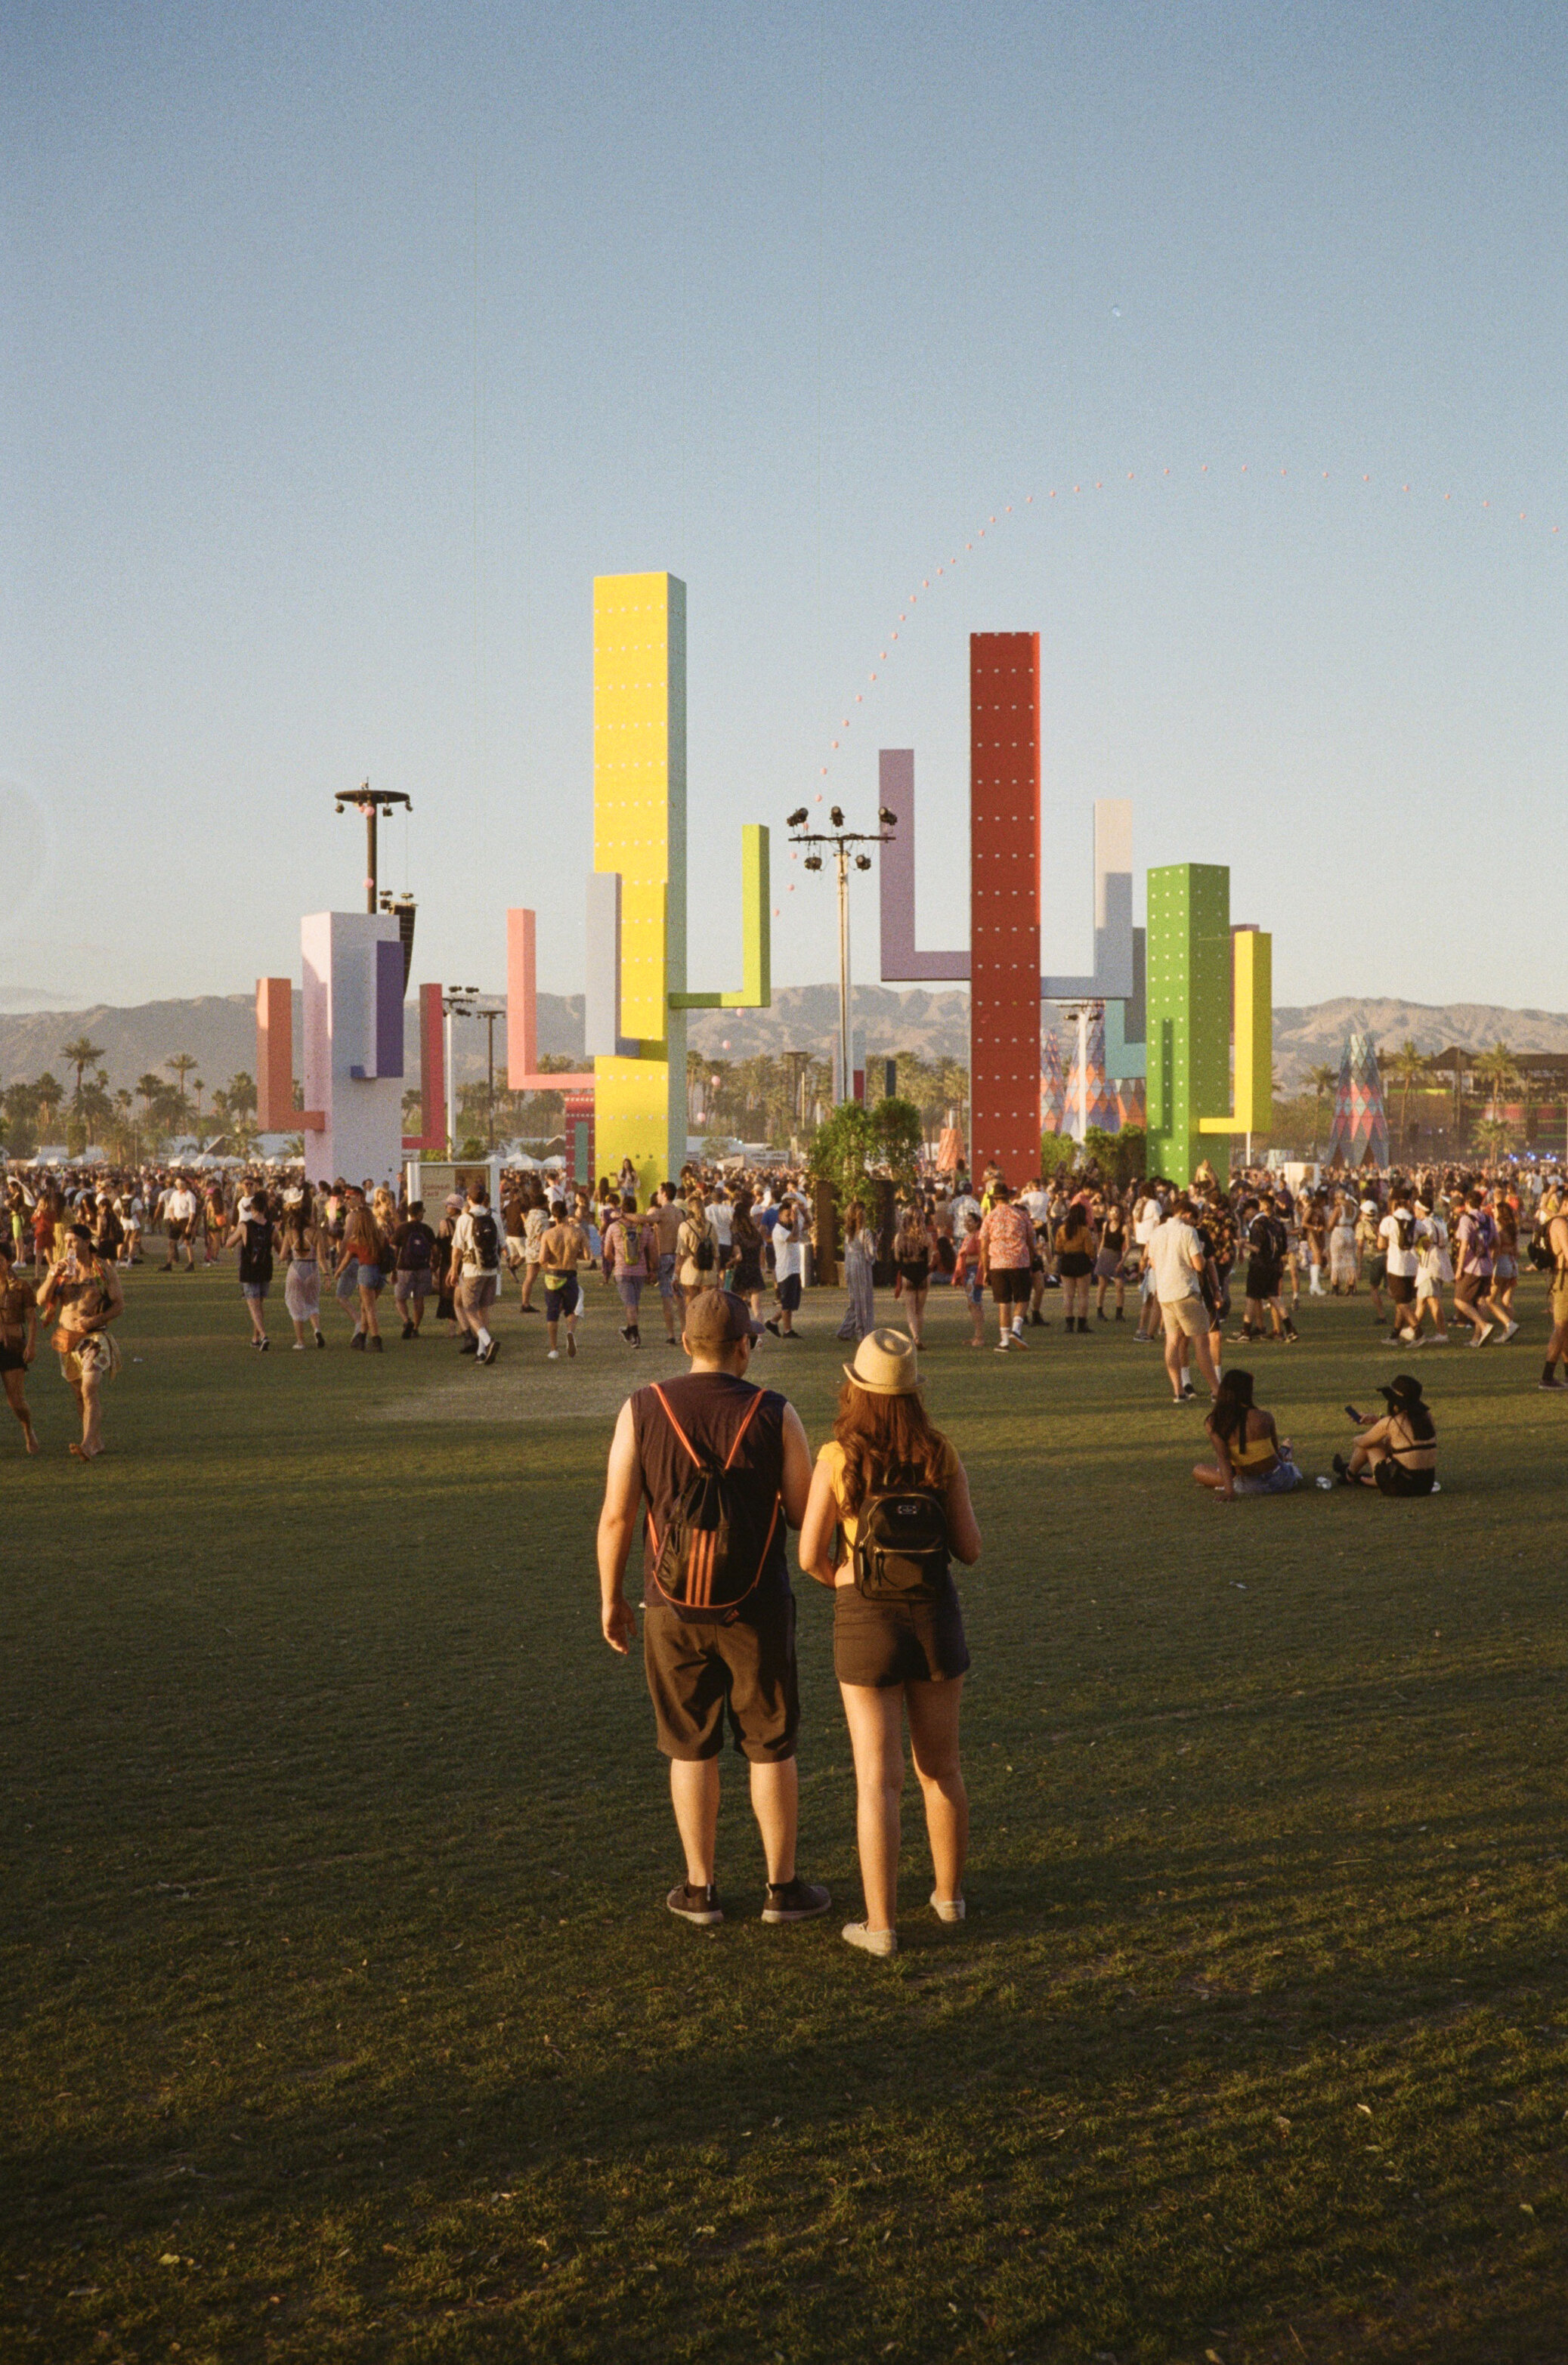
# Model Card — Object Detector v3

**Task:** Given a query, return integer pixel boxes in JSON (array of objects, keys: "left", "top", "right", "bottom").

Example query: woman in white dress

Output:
[
  {"left": 1327, "top": 1196, "right": 1358, "bottom": 1294},
  {"left": 1412, "top": 1198, "right": 1452, "bottom": 1343},
  {"left": 278, "top": 1192, "right": 325, "bottom": 1349}
]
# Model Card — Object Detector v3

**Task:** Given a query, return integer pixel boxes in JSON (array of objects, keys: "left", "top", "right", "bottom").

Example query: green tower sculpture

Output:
[
  {"left": 1145, "top": 862, "right": 1273, "bottom": 1188},
  {"left": 1147, "top": 864, "right": 1231, "bottom": 1186}
]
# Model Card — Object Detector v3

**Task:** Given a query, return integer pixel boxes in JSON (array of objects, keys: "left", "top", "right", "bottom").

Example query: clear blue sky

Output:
[{"left": 5, "top": 2, "right": 1566, "bottom": 1018}]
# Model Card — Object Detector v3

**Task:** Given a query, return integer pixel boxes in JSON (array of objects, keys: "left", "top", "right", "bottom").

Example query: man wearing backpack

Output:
[
  {"left": 392, "top": 1199, "right": 437, "bottom": 1340},
  {"left": 1378, "top": 1188, "right": 1422, "bottom": 1346},
  {"left": 450, "top": 1181, "right": 503, "bottom": 1365},
  {"left": 596, "top": 1288, "right": 829, "bottom": 1929},
  {"left": 1236, "top": 1196, "right": 1297, "bottom": 1343}
]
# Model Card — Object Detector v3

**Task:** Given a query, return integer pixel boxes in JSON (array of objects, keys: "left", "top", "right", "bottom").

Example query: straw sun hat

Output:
[{"left": 843, "top": 1327, "right": 923, "bottom": 1396}]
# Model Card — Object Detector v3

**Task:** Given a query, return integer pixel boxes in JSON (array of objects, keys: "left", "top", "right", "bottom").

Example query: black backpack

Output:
[
  {"left": 1529, "top": 1218, "right": 1560, "bottom": 1275},
  {"left": 852, "top": 1487, "right": 951, "bottom": 1603},
  {"left": 693, "top": 1223, "right": 716, "bottom": 1271},
  {"left": 648, "top": 1386, "right": 781, "bottom": 1624},
  {"left": 469, "top": 1210, "right": 499, "bottom": 1268},
  {"left": 1251, "top": 1213, "right": 1285, "bottom": 1264}
]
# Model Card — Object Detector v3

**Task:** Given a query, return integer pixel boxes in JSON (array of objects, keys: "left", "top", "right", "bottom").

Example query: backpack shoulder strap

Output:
[
  {"left": 721, "top": 1385, "right": 767, "bottom": 1470},
  {"left": 651, "top": 1382, "right": 704, "bottom": 1471}
]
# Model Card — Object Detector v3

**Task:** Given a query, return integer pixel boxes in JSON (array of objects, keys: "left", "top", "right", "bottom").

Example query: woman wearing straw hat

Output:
[{"left": 799, "top": 1328, "right": 982, "bottom": 1957}]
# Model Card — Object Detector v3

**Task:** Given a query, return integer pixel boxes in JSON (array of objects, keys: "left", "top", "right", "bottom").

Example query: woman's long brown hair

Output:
[{"left": 832, "top": 1380, "right": 950, "bottom": 1516}]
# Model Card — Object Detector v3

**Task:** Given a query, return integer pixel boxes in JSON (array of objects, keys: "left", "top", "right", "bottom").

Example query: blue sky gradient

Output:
[{"left": 5, "top": 2, "right": 1566, "bottom": 1013}]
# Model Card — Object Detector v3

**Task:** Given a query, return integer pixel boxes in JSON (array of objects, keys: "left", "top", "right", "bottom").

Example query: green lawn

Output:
[{"left": 3, "top": 1261, "right": 1566, "bottom": 2363}]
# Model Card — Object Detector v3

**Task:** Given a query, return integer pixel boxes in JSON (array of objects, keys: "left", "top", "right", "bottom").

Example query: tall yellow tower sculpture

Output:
[{"left": 506, "top": 573, "right": 769, "bottom": 1199}]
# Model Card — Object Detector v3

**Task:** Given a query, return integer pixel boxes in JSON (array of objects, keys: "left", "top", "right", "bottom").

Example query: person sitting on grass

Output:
[
  {"left": 1193, "top": 1368, "right": 1301, "bottom": 1501},
  {"left": 1333, "top": 1375, "right": 1438, "bottom": 1496}
]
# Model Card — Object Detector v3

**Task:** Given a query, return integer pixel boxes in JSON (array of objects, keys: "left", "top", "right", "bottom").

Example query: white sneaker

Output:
[
  {"left": 1498, "top": 1320, "right": 1520, "bottom": 1345},
  {"left": 547, "top": 1348, "right": 559, "bottom": 1360},
  {"left": 842, "top": 1922, "right": 897, "bottom": 1958},
  {"left": 1427, "top": 1334, "right": 1449, "bottom": 1344},
  {"left": 930, "top": 1892, "right": 966, "bottom": 1924},
  {"left": 1471, "top": 1323, "right": 1495, "bottom": 1347}
]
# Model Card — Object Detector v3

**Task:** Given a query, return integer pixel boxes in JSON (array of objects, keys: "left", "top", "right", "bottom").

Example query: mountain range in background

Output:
[{"left": 1, "top": 989, "right": 1566, "bottom": 1099}]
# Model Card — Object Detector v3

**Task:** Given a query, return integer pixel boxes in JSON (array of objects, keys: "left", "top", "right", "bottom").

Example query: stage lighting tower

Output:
[{"left": 785, "top": 800, "right": 898, "bottom": 1105}]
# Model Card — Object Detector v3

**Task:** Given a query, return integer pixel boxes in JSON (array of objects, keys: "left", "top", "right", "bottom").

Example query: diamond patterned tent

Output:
[
  {"left": 1065, "top": 1009, "right": 1122, "bottom": 1135},
  {"left": 1115, "top": 1075, "right": 1146, "bottom": 1130},
  {"left": 1328, "top": 1031, "right": 1390, "bottom": 1169},
  {"left": 1041, "top": 1030, "right": 1066, "bottom": 1134}
]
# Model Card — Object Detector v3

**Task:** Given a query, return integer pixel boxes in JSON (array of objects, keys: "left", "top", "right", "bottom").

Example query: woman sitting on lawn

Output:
[
  {"left": 1194, "top": 1368, "right": 1301, "bottom": 1501},
  {"left": 1334, "top": 1375, "right": 1437, "bottom": 1496}
]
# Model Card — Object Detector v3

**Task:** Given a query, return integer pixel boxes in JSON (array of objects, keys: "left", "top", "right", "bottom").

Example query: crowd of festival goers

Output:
[{"left": 3, "top": 1149, "right": 1565, "bottom": 1454}]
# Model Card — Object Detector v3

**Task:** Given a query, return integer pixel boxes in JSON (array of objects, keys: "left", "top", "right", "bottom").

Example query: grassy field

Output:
[{"left": 3, "top": 1257, "right": 1566, "bottom": 2363}]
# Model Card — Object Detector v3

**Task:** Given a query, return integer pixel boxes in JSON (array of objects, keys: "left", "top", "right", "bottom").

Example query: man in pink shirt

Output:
[{"left": 979, "top": 1182, "right": 1035, "bottom": 1353}]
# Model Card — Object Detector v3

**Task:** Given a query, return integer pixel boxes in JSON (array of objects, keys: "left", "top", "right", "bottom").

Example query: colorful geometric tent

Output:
[
  {"left": 1115, "top": 1075, "right": 1146, "bottom": 1130},
  {"left": 1041, "top": 1030, "right": 1066, "bottom": 1134},
  {"left": 1328, "top": 1032, "right": 1390, "bottom": 1169},
  {"left": 936, "top": 1124, "right": 966, "bottom": 1173},
  {"left": 1064, "top": 1010, "right": 1122, "bottom": 1136}
]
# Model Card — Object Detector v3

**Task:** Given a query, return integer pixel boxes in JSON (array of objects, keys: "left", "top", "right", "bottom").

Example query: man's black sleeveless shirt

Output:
[{"left": 629, "top": 1372, "right": 790, "bottom": 1617}]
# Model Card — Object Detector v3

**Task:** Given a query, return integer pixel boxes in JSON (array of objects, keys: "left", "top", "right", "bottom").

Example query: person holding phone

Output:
[{"left": 1333, "top": 1377, "right": 1438, "bottom": 1495}]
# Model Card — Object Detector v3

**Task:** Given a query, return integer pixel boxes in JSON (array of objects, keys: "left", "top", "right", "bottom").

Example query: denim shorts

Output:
[
  {"left": 357, "top": 1262, "right": 385, "bottom": 1292},
  {"left": 657, "top": 1251, "right": 676, "bottom": 1298},
  {"left": 1233, "top": 1456, "right": 1302, "bottom": 1496}
]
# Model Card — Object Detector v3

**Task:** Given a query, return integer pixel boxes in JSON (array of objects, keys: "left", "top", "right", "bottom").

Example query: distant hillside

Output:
[
  {"left": 1271, "top": 999, "right": 1568, "bottom": 1084},
  {"left": 686, "top": 987, "right": 972, "bottom": 1065},
  {"left": 0, "top": 993, "right": 588, "bottom": 1096},
  {"left": 2, "top": 988, "right": 1564, "bottom": 1095},
  {"left": 0, "top": 985, "right": 972, "bottom": 1092}
]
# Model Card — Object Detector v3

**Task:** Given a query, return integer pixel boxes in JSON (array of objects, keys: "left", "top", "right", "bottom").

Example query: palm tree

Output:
[
  {"left": 1309, "top": 1063, "right": 1338, "bottom": 1145},
  {"left": 1474, "top": 1040, "right": 1521, "bottom": 1124},
  {"left": 61, "top": 1034, "right": 106, "bottom": 1113},
  {"left": 1473, "top": 1114, "right": 1514, "bottom": 1164},
  {"left": 165, "top": 1052, "right": 198, "bottom": 1123},
  {"left": 112, "top": 1087, "right": 136, "bottom": 1162},
  {"left": 77, "top": 1073, "right": 113, "bottom": 1148},
  {"left": 35, "top": 1070, "right": 63, "bottom": 1137},
  {"left": 1387, "top": 1039, "right": 1427, "bottom": 1157}
]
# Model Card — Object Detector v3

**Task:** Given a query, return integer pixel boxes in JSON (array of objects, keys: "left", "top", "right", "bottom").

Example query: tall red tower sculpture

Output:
[{"left": 968, "top": 632, "right": 1042, "bottom": 1181}]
